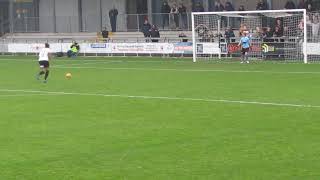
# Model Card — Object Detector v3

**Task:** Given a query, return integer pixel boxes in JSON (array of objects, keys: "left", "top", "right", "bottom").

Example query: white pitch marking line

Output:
[
  {"left": 0, "top": 94, "right": 64, "bottom": 97},
  {"left": 0, "top": 89, "right": 319, "bottom": 108},
  {"left": 54, "top": 66, "right": 320, "bottom": 74},
  {"left": 53, "top": 60, "right": 185, "bottom": 67},
  {"left": 0, "top": 58, "right": 184, "bottom": 63}
]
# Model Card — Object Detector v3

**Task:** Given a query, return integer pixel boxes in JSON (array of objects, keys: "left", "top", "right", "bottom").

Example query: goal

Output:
[{"left": 191, "top": 9, "right": 310, "bottom": 63}]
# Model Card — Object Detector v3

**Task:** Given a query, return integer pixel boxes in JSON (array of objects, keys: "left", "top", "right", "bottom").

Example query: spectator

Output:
[
  {"left": 170, "top": 4, "right": 179, "bottom": 29},
  {"left": 256, "top": 0, "right": 268, "bottom": 10},
  {"left": 225, "top": 2, "right": 235, "bottom": 11},
  {"left": 193, "top": 2, "right": 204, "bottom": 12},
  {"left": 101, "top": 27, "right": 109, "bottom": 39},
  {"left": 142, "top": 20, "right": 151, "bottom": 41},
  {"left": 254, "top": 27, "right": 263, "bottom": 39},
  {"left": 275, "top": 19, "right": 284, "bottom": 31},
  {"left": 67, "top": 41, "right": 80, "bottom": 58},
  {"left": 224, "top": 27, "right": 235, "bottom": 43},
  {"left": 71, "top": 41, "right": 80, "bottom": 51},
  {"left": 214, "top": 1, "right": 224, "bottom": 12},
  {"left": 274, "top": 19, "right": 284, "bottom": 37},
  {"left": 238, "top": 5, "right": 245, "bottom": 11},
  {"left": 311, "top": 14, "right": 320, "bottom": 38},
  {"left": 297, "top": 0, "right": 306, "bottom": 9},
  {"left": 285, "top": 0, "right": 296, "bottom": 9},
  {"left": 161, "top": 1, "right": 171, "bottom": 29},
  {"left": 109, "top": 7, "right": 118, "bottom": 32},
  {"left": 179, "top": 3, "right": 187, "bottom": 29},
  {"left": 265, "top": 27, "right": 274, "bottom": 37},
  {"left": 263, "top": 27, "right": 273, "bottom": 42},
  {"left": 307, "top": 3, "right": 314, "bottom": 12},
  {"left": 150, "top": 25, "right": 160, "bottom": 42},
  {"left": 273, "top": 26, "right": 283, "bottom": 37},
  {"left": 179, "top": 32, "right": 188, "bottom": 42}
]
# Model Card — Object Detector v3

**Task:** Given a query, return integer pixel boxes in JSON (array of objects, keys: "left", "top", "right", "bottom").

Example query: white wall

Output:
[
  {"left": 39, "top": 0, "right": 55, "bottom": 32},
  {"left": 81, "top": 0, "right": 101, "bottom": 32},
  {"left": 55, "top": 0, "right": 79, "bottom": 32},
  {"left": 39, "top": 0, "right": 79, "bottom": 33}
]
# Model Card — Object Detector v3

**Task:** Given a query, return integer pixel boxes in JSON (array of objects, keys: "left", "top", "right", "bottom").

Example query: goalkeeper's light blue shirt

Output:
[{"left": 240, "top": 36, "right": 251, "bottom": 48}]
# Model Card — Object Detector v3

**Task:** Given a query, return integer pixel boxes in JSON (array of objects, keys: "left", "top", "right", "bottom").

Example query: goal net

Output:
[{"left": 191, "top": 9, "right": 313, "bottom": 63}]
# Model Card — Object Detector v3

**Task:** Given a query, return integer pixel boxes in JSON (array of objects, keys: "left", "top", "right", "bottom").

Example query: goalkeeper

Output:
[{"left": 238, "top": 31, "right": 251, "bottom": 64}]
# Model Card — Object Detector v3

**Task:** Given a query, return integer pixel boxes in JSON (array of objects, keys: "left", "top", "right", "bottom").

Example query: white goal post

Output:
[{"left": 191, "top": 9, "right": 308, "bottom": 63}]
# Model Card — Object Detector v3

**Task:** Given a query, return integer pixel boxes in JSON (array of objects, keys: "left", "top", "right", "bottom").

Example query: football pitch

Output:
[{"left": 0, "top": 56, "right": 320, "bottom": 179}]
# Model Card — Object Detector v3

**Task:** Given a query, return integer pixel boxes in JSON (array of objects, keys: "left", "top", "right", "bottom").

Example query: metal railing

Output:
[{"left": 0, "top": 13, "right": 193, "bottom": 34}]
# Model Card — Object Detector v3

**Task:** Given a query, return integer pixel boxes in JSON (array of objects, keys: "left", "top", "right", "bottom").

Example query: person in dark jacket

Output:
[
  {"left": 256, "top": 0, "right": 268, "bottom": 10},
  {"left": 238, "top": 5, "right": 245, "bottom": 11},
  {"left": 179, "top": 32, "right": 188, "bottom": 42},
  {"left": 298, "top": 0, "right": 306, "bottom": 9},
  {"left": 101, "top": 27, "right": 109, "bottom": 38},
  {"left": 225, "top": 2, "right": 235, "bottom": 11},
  {"left": 179, "top": 3, "right": 187, "bottom": 29},
  {"left": 307, "top": 3, "right": 314, "bottom": 12},
  {"left": 142, "top": 20, "right": 151, "bottom": 42},
  {"left": 285, "top": 0, "right": 296, "bottom": 9},
  {"left": 150, "top": 25, "right": 160, "bottom": 42},
  {"left": 214, "top": 1, "right": 224, "bottom": 11},
  {"left": 161, "top": 1, "right": 171, "bottom": 29},
  {"left": 170, "top": 4, "right": 179, "bottom": 29},
  {"left": 193, "top": 2, "right": 205, "bottom": 12},
  {"left": 109, "top": 7, "right": 118, "bottom": 32},
  {"left": 224, "top": 27, "right": 235, "bottom": 38}
]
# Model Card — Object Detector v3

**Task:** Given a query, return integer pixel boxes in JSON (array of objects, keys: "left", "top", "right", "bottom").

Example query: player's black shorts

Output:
[
  {"left": 241, "top": 48, "right": 250, "bottom": 55},
  {"left": 39, "top": 61, "right": 49, "bottom": 68}
]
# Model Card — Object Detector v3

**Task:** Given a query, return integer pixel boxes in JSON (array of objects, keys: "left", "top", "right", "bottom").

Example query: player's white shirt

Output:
[{"left": 38, "top": 48, "right": 51, "bottom": 61}]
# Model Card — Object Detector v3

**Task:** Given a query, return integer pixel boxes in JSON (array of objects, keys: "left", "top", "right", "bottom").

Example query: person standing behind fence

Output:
[
  {"left": 109, "top": 7, "right": 118, "bottom": 32},
  {"left": 285, "top": 0, "right": 296, "bottom": 9},
  {"left": 170, "top": 4, "right": 179, "bottom": 29},
  {"left": 161, "top": 2, "right": 171, "bottom": 30},
  {"left": 311, "top": 14, "right": 320, "bottom": 39},
  {"left": 179, "top": 3, "right": 187, "bottom": 29},
  {"left": 193, "top": 2, "right": 205, "bottom": 12},
  {"left": 214, "top": 1, "right": 224, "bottom": 11}
]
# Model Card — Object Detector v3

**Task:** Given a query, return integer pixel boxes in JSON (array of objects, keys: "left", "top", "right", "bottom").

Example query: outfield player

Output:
[
  {"left": 238, "top": 31, "right": 251, "bottom": 64},
  {"left": 36, "top": 43, "right": 51, "bottom": 83}
]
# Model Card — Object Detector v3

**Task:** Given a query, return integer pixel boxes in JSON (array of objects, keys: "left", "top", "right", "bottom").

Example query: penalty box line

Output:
[
  {"left": 0, "top": 89, "right": 319, "bottom": 109},
  {"left": 54, "top": 66, "right": 320, "bottom": 75}
]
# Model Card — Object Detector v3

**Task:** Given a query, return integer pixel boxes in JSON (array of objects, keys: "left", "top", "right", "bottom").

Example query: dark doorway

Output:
[
  {"left": 126, "top": 0, "right": 148, "bottom": 31},
  {"left": 0, "top": 1, "right": 9, "bottom": 34}
]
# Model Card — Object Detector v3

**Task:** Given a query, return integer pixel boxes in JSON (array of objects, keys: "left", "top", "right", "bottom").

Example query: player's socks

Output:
[
  {"left": 39, "top": 71, "right": 45, "bottom": 76},
  {"left": 44, "top": 70, "right": 49, "bottom": 80},
  {"left": 241, "top": 55, "right": 245, "bottom": 63},
  {"left": 245, "top": 55, "right": 249, "bottom": 63},
  {"left": 36, "top": 71, "right": 45, "bottom": 80}
]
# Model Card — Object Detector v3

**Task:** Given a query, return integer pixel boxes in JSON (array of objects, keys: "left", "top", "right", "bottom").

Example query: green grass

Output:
[{"left": 0, "top": 56, "right": 320, "bottom": 179}]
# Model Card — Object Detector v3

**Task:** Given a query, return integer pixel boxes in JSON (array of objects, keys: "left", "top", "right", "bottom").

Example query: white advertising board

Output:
[
  {"left": 8, "top": 43, "right": 175, "bottom": 54},
  {"left": 307, "top": 43, "right": 320, "bottom": 55},
  {"left": 196, "top": 43, "right": 220, "bottom": 54}
]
